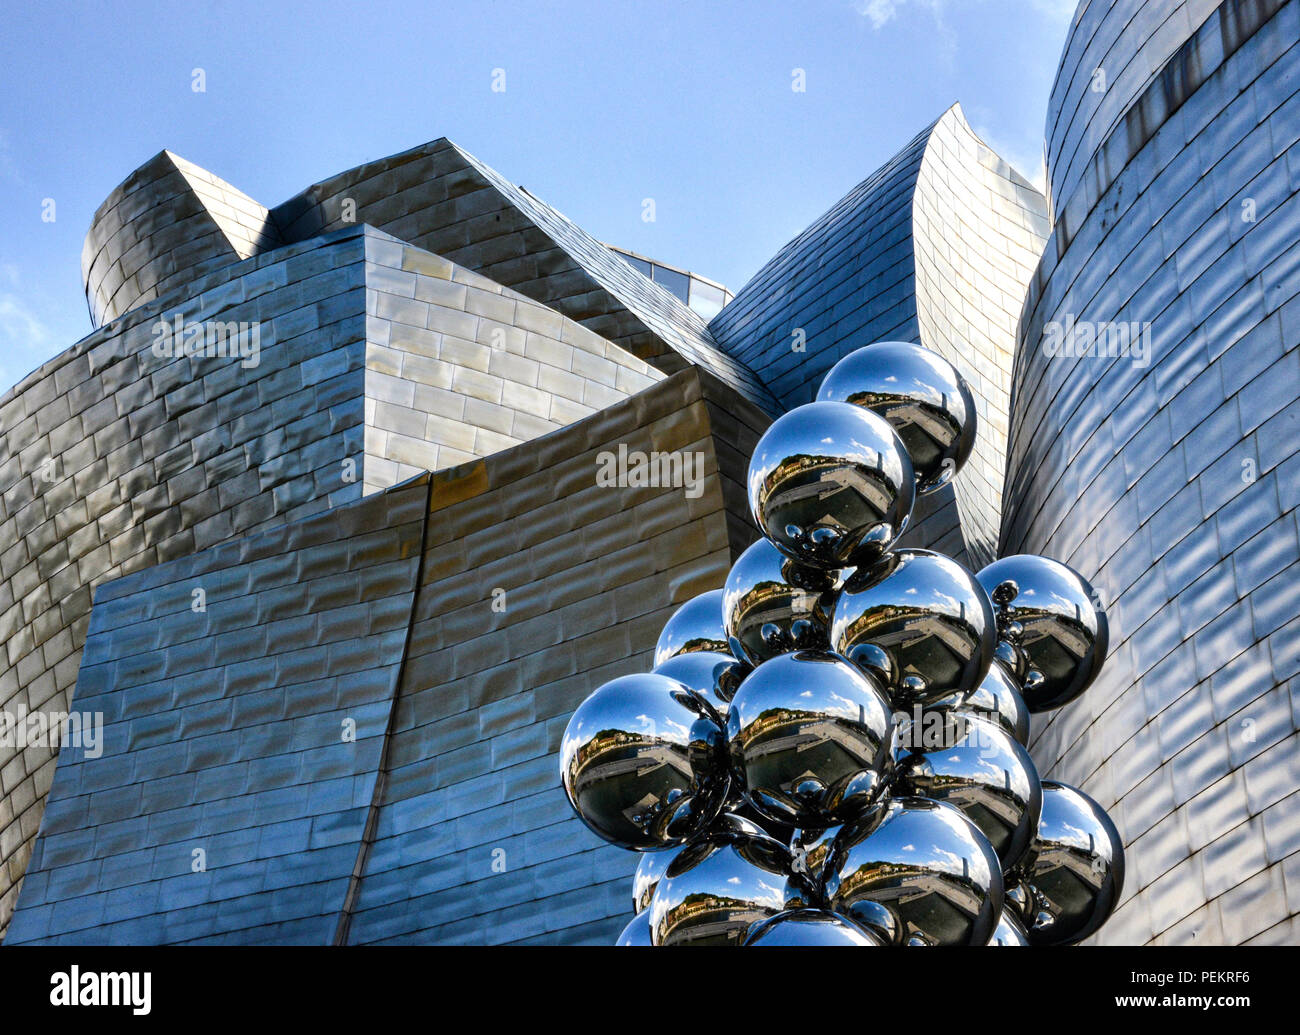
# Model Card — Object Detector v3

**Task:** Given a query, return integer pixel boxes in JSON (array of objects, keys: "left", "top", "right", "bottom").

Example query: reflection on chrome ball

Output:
[
  {"left": 745, "top": 908, "right": 882, "bottom": 946},
  {"left": 726, "top": 651, "right": 895, "bottom": 829},
  {"left": 895, "top": 713, "right": 1042, "bottom": 874},
  {"left": 654, "top": 589, "right": 730, "bottom": 667},
  {"left": 560, "top": 673, "right": 729, "bottom": 850},
  {"left": 826, "top": 797, "right": 1004, "bottom": 946},
  {"left": 649, "top": 815, "right": 799, "bottom": 946},
  {"left": 818, "top": 341, "right": 977, "bottom": 495},
  {"left": 976, "top": 555, "right": 1109, "bottom": 713},
  {"left": 654, "top": 650, "right": 745, "bottom": 719},
  {"left": 748, "top": 401, "right": 915, "bottom": 570},
  {"left": 833, "top": 548, "right": 995, "bottom": 707},
  {"left": 1017, "top": 781, "right": 1125, "bottom": 946},
  {"left": 724, "top": 538, "right": 839, "bottom": 666}
]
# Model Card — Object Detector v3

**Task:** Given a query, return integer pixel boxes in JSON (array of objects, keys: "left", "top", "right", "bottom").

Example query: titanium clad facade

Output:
[
  {"left": 4, "top": 478, "right": 428, "bottom": 944},
  {"left": 1004, "top": 0, "right": 1300, "bottom": 945},
  {"left": 6, "top": 367, "right": 765, "bottom": 944},
  {"left": 5, "top": 0, "right": 1299, "bottom": 946},
  {"left": 0, "top": 220, "right": 661, "bottom": 935}
]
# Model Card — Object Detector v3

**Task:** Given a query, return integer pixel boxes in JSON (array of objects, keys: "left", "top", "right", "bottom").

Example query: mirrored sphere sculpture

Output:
[
  {"left": 654, "top": 589, "right": 730, "bottom": 667},
  {"left": 826, "top": 797, "right": 1004, "bottom": 946},
  {"left": 723, "top": 538, "right": 838, "bottom": 666},
  {"left": 557, "top": 330, "right": 1125, "bottom": 949},
  {"left": 560, "top": 673, "right": 729, "bottom": 850},
  {"left": 817, "top": 340, "right": 977, "bottom": 494},
  {"left": 616, "top": 910, "right": 653, "bottom": 946},
  {"left": 649, "top": 815, "right": 797, "bottom": 946},
  {"left": 930, "top": 659, "right": 1031, "bottom": 746},
  {"left": 1017, "top": 781, "right": 1125, "bottom": 946},
  {"left": 744, "top": 908, "right": 882, "bottom": 946},
  {"left": 988, "top": 909, "right": 1031, "bottom": 946},
  {"left": 832, "top": 548, "right": 996, "bottom": 707},
  {"left": 726, "top": 651, "right": 895, "bottom": 828},
  {"left": 976, "top": 555, "right": 1109, "bottom": 713},
  {"left": 632, "top": 850, "right": 671, "bottom": 914},
  {"left": 747, "top": 401, "right": 915, "bottom": 570},
  {"left": 894, "top": 713, "right": 1042, "bottom": 874},
  {"left": 653, "top": 650, "right": 745, "bottom": 718}
]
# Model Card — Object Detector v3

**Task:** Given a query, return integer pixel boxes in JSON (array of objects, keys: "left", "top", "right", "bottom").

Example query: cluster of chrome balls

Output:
[{"left": 560, "top": 340, "right": 1125, "bottom": 947}]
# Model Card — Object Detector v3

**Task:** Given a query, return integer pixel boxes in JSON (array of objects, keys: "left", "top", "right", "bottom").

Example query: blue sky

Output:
[{"left": 0, "top": 0, "right": 1076, "bottom": 393}]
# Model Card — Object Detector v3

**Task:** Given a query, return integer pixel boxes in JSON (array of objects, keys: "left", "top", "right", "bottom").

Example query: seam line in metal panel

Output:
[{"left": 331, "top": 475, "right": 435, "bottom": 946}]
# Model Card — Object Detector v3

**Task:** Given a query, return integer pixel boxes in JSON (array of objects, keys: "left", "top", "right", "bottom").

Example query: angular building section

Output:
[
  {"left": 83, "top": 150, "right": 283, "bottom": 328},
  {"left": 0, "top": 217, "right": 662, "bottom": 933},
  {"left": 709, "top": 104, "right": 1049, "bottom": 566},
  {"left": 269, "top": 139, "right": 776, "bottom": 413},
  {"left": 5, "top": 367, "right": 767, "bottom": 944},
  {"left": 1003, "top": 0, "right": 1300, "bottom": 944}
]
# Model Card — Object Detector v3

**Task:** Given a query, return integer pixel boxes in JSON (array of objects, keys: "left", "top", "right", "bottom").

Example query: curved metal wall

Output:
[
  {"left": 1006, "top": 0, "right": 1300, "bottom": 945},
  {"left": 1044, "top": 0, "right": 1220, "bottom": 217}
]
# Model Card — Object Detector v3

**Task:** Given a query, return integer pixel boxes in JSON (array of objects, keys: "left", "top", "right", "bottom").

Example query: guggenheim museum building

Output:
[{"left": 0, "top": 0, "right": 1296, "bottom": 944}]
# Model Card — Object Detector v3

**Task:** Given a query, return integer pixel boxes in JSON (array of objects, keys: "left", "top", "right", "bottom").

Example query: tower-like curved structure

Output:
[{"left": 1005, "top": 0, "right": 1300, "bottom": 944}]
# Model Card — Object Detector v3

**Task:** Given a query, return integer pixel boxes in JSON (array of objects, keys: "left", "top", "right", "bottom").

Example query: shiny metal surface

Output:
[
  {"left": 895, "top": 714, "right": 1042, "bottom": 874},
  {"left": 723, "top": 538, "right": 838, "bottom": 666},
  {"left": 930, "top": 660, "right": 1030, "bottom": 746},
  {"left": 832, "top": 548, "right": 995, "bottom": 707},
  {"left": 1004, "top": 1, "right": 1299, "bottom": 945},
  {"left": 744, "top": 908, "right": 882, "bottom": 946},
  {"left": 747, "top": 400, "right": 915, "bottom": 570},
  {"left": 791, "top": 823, "right": 844, "bottom": 893},
  {"left": 649, "top": 814, "right": 797, "bottom": 946},
  {"left": 988, "top": 909, "right": 1030, "bottom": 946},
  {"left": 1003, "top": 879, "right": 1033, "bottom": 927},
  {"left": 653, "top": 650, "right": 745, "bottom": 718},
  {"left": 726, "top": 651, "right": 895, "bottom": 828},
  {"left": 616, "top": 910, "right": 654, "bottom": 946},
  {"left": 826, "top": 797, "right": 1004, "bottom": 946},
  {"left": 653, "top": 589, "right": 731, "bottom": 667},
  {"left": 560, "top": 673, "right": 729, "bottom": 850},
  {"left": 1018, "top": 781, "right": 1125, "bottom": 946},
  {"left": 976, "top": 555, "right": 1108, "bottom": 713},
  {"left": 817, "top": 341, "right": 977, "bottom": 495},
  {"left": 632, "top": 850, "right": 671, "bottom": 915}
]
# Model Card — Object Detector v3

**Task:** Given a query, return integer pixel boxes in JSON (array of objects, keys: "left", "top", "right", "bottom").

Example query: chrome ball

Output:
[
  {"left": 832, "top": 548, "right": 996, "bottom": 707},
  {"left": 559, "top": 673, "right": 729, "bottom": 850},
  {"left": 1018, "top": 781, "right": 1125, "bottom": 946},
  {"left": 654, "top": 589, "right": 729, "bottom": 667},
  {"left": 723, "top": 538, "right": 838, "bottom": 666},
  {"left": 726, "top": 651, "right": 895, "bottom": 828},
  {"left": 747, "top": 400, "right": 915, "bottom": 570},
  {"left": 817, "top": 340, "right": 977, "bottom": 494},
  {"left": 976, "top": 555, "right": 1109, "bottom": 713},
  {"left": 894, "top": 713, "right": 1042, "bottom": 874},
  {"left": 745, "top": 909, "right": 882, "bottom": 946},
  {"left": 930, "top": 659, "right": 1031, "bottom": 746},
  {"left": 632, "top": 850, "right": 671, "bottom": 914},
  {"left": 988, "top": 909, "right": 1031, "bottom": 946},
  {"left": 649, "top": 815, "right": 798, "bottom": 946},
  {"left": 826, "top": 797, "right": 1004, "bottom": 946},
  {"left": 654, "top": 650, "right": 745, "bottom": 718},
  {"left": 616, "top": 910, "right": 653, "bottom": 945}
]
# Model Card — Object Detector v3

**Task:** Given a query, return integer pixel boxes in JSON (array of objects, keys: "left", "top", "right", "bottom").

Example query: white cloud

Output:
[
  {"left": 854, "top": 0, "right": 955, "bottom": 62},
  {"left": 0, "top": 293, "right": 56, "bottom": 392},
  {"left": 855, "top": 0, "right": 940, "bottom": 30}
]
